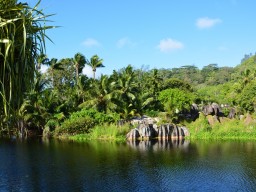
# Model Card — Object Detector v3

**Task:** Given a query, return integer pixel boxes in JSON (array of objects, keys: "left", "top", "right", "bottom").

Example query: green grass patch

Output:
[
  {"left": 69, "top": 123, "right": 131, "bottom": 142},
  {"left": 186, "top": 113, "right": 256, "bottom": 141}
]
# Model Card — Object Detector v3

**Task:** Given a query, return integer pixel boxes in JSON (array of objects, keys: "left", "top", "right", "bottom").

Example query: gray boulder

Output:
[
  {"left": 157, "top": 124, "right": 190, "bottom": 139},
  {"left": 126, "top": 128, "right": 140, "bottom": 140},
  {"left": 137, "top": 124, "right": 157, "bottom": 140},
  {"left": 228, "top": 107, "right": 236, "bottom": 119},
  {"left": 157, "top": 124, "right": 174, "bottom": 139},
  {"left": 202, "top": 102, "right": 222, "bottom": 116}
]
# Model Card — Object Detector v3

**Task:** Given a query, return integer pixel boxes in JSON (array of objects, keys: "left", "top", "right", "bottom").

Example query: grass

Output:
[
  {"left": 186, "top": 113, "right": 256, "bottom": 141},
  {"left": 69, "top": 123, "right": 131, "bottom": 142}
]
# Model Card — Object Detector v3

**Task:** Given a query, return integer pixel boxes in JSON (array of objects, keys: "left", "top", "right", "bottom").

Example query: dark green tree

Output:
[{"left": 159, "top": 88, "right": 195, "bottom": 121}]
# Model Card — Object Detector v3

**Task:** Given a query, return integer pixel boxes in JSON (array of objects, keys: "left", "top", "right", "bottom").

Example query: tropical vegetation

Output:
[{"left": 1, "top": 0, "right": 256, "bottom": 140}]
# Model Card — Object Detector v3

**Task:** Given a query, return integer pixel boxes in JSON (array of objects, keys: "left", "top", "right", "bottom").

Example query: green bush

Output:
[
  {"left": 159, "top": 88, "right": 195, "bottom": 119},
  {"left": 55, "top": 109, "right": 120, "bottom": 136},
  {"left": 55, "top": 116, "right": 95, "bottom": 136},
  {"left": 144, "top": 110, "right": 160, "bottom": 117},
  {"left": 72, "top": 108, "right": 119, "bottom": 124}
]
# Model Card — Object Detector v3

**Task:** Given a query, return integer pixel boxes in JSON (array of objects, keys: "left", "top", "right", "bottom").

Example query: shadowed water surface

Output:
[{"left": 0, "top": 138, "right": 256, "bottom": 192}]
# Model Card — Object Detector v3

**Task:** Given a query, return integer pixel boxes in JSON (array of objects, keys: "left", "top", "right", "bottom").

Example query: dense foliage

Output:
[
  {"left": 0, "top": 0, "right": 53, "bottom": 133},
  {"left": 18, "top": 52, "right": 256, "bottom": 137},
  {"left": 158, "top": 88, "right": 195, "bottom": 120},
  {"left": 1, "top": 0, "right": 256, "bottom": 138},
  {"left": 55, "top": 109, "right": 119, "bottom": 136}
]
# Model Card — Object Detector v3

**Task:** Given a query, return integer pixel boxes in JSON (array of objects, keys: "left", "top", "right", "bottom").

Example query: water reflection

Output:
[
  {"left": 127, "top": 138, "right": 190, "bottom": 151},
  {"left": 0, "top": 138, "right": 256, "bottom": 191}
]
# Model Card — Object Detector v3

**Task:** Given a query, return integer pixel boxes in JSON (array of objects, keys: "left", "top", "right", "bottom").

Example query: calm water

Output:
[{"left": 0, "top": 138, "right": 256, "bottom": 192}]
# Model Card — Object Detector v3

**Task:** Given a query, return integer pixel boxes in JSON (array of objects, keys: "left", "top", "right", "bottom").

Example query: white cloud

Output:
[
  {"left": 82, "top": 65, "right": 93, "bottom": 78},
  {"left": 82, "top": 38, "right": 100, "bottom": 47},
  {"left": 82, "top": 65, "right": 103, "bottom": 79},
  {"left": 116, "top": 37, "right": 136, "bottom": 48},
  {"left": 157, "top": 38, "right": 184, "bottom": 53},
  {"left": 196, "top": 17, "right": 222, "bottom": 29}
]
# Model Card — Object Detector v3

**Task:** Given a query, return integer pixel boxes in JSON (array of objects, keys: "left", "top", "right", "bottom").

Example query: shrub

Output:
[
  {"left": 144, "top": 110, "right": 160, "bottom": 117},
  {"left": 158, "top": 88, "right": 195, "bottom": 120},
  {"left": 55, "top": 116, "right": 95, "bottom": 136},
  {"left": 55, "top": 109, "right": 120, "bottom": 136}
]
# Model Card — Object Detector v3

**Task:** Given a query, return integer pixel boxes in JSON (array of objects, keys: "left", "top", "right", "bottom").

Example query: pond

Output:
[{"left": 0, "top": 138, "right": 256, "bottom": 192}]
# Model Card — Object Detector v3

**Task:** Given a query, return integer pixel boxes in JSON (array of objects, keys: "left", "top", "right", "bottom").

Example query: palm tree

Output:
[
  {"left": 0, "top": 1, "right": 54, "bottom": 131},
  {"left": 46, "top": 58, "right": 63, "bottom": 87},
  {"left": 19, "top": 71, "right": 50, "bottom": 137},
  {"left": 72, "top": 53, "right": 87, "bottom": 84},
  {"left": 142, "top": 69, "right": 163, "bottom": 110},
  {"left": 87, "top": 55, "right": 104, "bottom": 79},
  {"left": 111, "top": 65, "right": 139, "bottom": 119},
  {"left": 79, "top": 75, "right": 115, "bottom": 113}
]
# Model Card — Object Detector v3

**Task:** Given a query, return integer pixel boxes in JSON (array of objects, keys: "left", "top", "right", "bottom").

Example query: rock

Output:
[
  {"left": 190, "top": 103, "right": 199, "bottom": 120},
  {"left": 180, "top": 126, "right": 190, "bottom": 137},
  {"left": 126, "top": 122, "right": 190, "bottom": 141},
  {"left": 171, "top": 125, "right": 179, "bottom": 138},
  {"left": 130, "top": 115, "right": 158, "bottom": 126},
  {"left": 227, "top": 108, "right": 236, "bottom": 119},
  {"left": 244, "top": 114, "right": 254, "bottom": 125},
  {"left": 239, "top": 115, "right": 245, "bottom": 120},
  {"left": 137, "top": 124, "right": 157, "bottom": 140},
  {"left": 207, "top": 115, "right": 220, "bottom": 126},
  {"left": 156, "top": 124, "right": 190, "bottom": 139},
  {"left": 126, "top": 128, "right": 140, "bottom": 140},
  {"left": 202, "top": 103, "right": 222, "bottom": 116},
  {"left": 157, "top": 124, "right": 174, "bottom": 139}
]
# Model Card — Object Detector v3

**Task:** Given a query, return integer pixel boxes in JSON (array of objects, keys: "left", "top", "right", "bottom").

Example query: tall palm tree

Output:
[
  {"left": 0, "top": 1, "right": 54, "bottom": 131},
  {"left": 87, "top": 55, "right": 104, "bottom": 79},
  {"left": 46, "top": 58, "right": 63, "bottom": 88},
  {"left": 72, "top": 53, "right": 86, "bottom": 84}
]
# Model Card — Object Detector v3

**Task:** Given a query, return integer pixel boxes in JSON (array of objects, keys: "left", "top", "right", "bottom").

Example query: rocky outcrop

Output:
[
  {"left": 202, "top": 103, "right": 222, "bottom": 116},
  {"left": 137, "top": 124, "right": 157, "bottom": 139},
  {"left": 126, "top": 128, "right": 140, "bottom": 140},
  {"left": 130, "top": 115, "right": 160, "bottom": 126},
  {"left": 157, "top": 124, "right": 174, "bottom": 139},
  {"left": 126, "top": 123, "right": 189, "bottom": 141}
]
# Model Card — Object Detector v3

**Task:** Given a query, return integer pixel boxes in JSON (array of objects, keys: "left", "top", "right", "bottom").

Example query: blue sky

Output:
[{"left": 26, "top": 0, "right": 256, "bottom": 77}]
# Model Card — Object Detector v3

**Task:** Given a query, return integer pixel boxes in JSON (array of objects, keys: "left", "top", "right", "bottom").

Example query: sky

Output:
[{"left": 25, "top": 0, "right": 256, "bottom": 78}]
